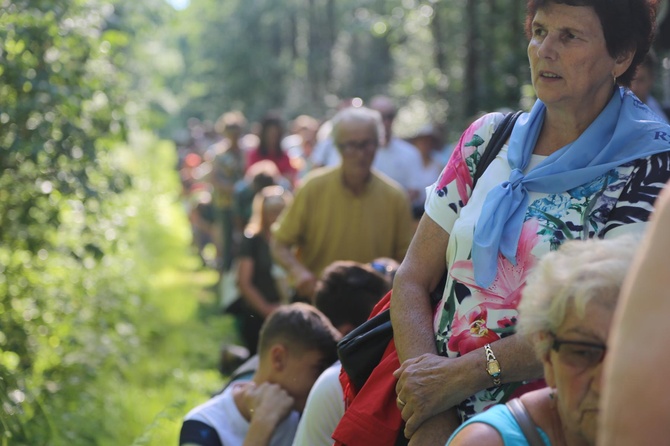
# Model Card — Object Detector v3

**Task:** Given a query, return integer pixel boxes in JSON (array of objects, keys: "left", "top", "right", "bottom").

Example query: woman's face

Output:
[
  {"left": 542, "top": 299, "right": 613, "bottom": 445},
  {"left": 263, "top": 124, "right": 282, "bottom": 151},
  {"left": 528, "top": 3, "right": 632, "bottom": 116}
]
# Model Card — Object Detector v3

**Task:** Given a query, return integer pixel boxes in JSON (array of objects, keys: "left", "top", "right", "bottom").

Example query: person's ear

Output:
[
  {"left": 542, "top": 352, "right": 556, "bottom": 388},
  {"left": 269, "top": 344, "right": 288, "bottom": 372},
  {"left": 539, "top": 337, "right": 557, "bottom": 388},
  {"left": 613, "top": 50, "right": 635, "bottom": 80}
]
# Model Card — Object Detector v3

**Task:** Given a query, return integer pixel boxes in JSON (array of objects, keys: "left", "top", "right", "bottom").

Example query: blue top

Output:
[{"left": 446, "top": 404, "right": 551, "bottom": 445}]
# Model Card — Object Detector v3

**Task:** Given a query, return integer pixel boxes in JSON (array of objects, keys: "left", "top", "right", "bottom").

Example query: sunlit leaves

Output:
[{"left": 0, "top": 0, "right": 169, "bottom": 443}]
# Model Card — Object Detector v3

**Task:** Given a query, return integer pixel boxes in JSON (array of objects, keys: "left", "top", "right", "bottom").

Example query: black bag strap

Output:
[
  {"left": 505, "top": 398, "right": 546, "bottom": 446},
  {"left": 472, "top": 110, "right": 523, "bottom": 189}
]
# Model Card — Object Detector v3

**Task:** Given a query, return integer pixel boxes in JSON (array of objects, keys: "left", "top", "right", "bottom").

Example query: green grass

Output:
[{"left": 101, "top": 134, "right": 240, "bottom": 445}]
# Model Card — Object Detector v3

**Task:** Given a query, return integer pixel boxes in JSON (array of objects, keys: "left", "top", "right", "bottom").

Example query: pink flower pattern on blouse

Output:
[
  {"left": 446, "top": 220, "right": 540, "bottom": 357},
  {"left": 435, "top": 116, "right": 484, "bottom": 204},
  {"left": 424, "top": 111, "right": 669, "bottom": 420}
]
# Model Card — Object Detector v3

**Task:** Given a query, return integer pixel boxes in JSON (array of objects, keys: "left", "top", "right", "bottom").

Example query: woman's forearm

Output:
[
  {"left": 391, "top": 273, "right": 439, "bottom": 362},
  {"left": 391, "top": 215, "right": 450, "bottom": 362}
]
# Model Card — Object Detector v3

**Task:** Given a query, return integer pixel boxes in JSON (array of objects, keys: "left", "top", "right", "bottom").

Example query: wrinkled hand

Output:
[
  {"left": 407, "top": 410, "right": 460, "bottom": 445},
  {"left": 245, "top": 382, "right": 294, "bottom": 428},
  {"left": 394, "top": 353, "right": 473, "bottom": 438}
]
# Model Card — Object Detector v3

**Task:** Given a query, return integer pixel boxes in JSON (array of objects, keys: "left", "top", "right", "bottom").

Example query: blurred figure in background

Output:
[
  {"left": 407, "top": 123, "right": 445, "bottom": 220},
  {"left": 233, "top": 186, "right": 294, "bottom": 356},
  {"left": 630, "top": 50, "right": 669, "bottom": 123},
  {"left": 180, "top": 152, "right": 218, "bottom": 267},
  {"left": 208, "top": 111, "right": 249, "bottom": 272},
  {"left": 271, "top": 106, "right": 413, "bottom": 302},
  {"left": 284, "top": 114, "right": 321, "bottom": 184},
  {"left": 368, "top": 95, "right": 425, "bottom": 204},
  {"left": 232, "top": 160, "right": 292, "bottom": 234},
  {"left": 311, "top": 97, "right": 364, "bottom": 168},
  {"left": 246, "top": 113, "right": 296, "bottom": 186}
]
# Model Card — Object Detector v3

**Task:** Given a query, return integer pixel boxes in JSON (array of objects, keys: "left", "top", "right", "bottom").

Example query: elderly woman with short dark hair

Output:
[
  {"left": 447, "top": 236, "right": 637, "bottom": 445},
  {"left": 384, "top": 0, "right": 670, "bottom": 444}
]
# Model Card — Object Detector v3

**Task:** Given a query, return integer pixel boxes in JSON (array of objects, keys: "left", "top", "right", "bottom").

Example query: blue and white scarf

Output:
[{"left": 473, "top": 87, "right": 670, "bottom": 288}]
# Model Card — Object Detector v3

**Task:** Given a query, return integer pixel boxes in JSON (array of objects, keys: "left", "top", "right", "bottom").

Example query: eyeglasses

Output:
[
  {"left": 549, "top": 333, "right": 607, "bottom": 372},
  {"left": 337, "top": 139, "right": 377, "bottom": 155}
]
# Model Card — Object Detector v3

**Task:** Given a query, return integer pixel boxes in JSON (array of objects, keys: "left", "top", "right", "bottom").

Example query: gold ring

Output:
[{"left": 397, "top": 396, "right": 406, "bottom": 407}]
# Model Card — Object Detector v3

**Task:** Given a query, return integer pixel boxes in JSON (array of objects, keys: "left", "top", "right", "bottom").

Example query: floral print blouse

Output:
[{"left": 425, "top": 112, "right": 670, "bottom": 420}]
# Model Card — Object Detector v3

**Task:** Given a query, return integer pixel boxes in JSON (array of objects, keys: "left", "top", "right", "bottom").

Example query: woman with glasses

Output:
[{"left": 447, "top": 236, "right": 636, "bottom": 445}]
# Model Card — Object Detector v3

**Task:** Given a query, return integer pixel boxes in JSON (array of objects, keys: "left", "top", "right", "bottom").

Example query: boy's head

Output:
[
  {"left": 256, "top": 303, "right": 341, "bottom": 411},
  {"left": 315, "top": 261, "right": 391, "bottom": 335}
]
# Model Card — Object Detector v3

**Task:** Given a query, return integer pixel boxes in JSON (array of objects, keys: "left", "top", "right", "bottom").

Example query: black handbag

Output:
[
  {"left": 337, "top": 110, "right": 522, "bottom": 392},
  {"left": 336, "top": 302, "right": 393, "bottom": 391}
]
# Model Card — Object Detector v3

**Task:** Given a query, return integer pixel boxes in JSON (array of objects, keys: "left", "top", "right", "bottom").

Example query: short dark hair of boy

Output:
[
  {"left": 257, "top": 303, "right": 341, "bottom": 364},
  {"left": 314, "top": 261, "right": 392, "bottom": 330}
]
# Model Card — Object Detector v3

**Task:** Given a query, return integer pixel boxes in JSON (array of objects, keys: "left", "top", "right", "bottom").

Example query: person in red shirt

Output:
[{"left": 247, "top": 113, "right": 296, "bottom": 186}]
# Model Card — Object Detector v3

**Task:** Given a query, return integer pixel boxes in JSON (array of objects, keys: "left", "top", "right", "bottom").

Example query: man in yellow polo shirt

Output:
[{"left": 272, "top": 106, "right": 413, "bottom": 301}]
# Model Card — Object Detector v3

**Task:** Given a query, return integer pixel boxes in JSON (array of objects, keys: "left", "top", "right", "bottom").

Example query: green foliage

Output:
[
  {"left": 0, "top": 5, "right": 134, "bottom": 441},
  {"left": 0, "top": 1, "right": 229, "bottom": 444},
  {"left": 162, "top": 0, "right": 530, "bottom": 139}
]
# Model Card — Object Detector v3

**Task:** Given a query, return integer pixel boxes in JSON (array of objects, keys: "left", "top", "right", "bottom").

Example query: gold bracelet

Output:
[{"left": 484, "top": 343, "right": 502, "bottom": 387}]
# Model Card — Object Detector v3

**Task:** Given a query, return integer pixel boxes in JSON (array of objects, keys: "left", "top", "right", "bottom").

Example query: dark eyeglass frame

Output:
[
  {"left": 337, "top": 139, "right": 377, "bottom": 154},
  {"left": 549, "top": 332, "right": 607, "bottom": 370}
]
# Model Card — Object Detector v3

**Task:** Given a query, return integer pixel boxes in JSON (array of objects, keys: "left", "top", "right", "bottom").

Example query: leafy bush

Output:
[{"left": 0, "top": 1, "right": 226, "bottom": 444}]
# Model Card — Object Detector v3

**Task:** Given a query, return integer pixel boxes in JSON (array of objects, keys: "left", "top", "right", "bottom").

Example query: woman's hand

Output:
[{"left": 394, "top": 353, "right": 477, "bottom": 438}]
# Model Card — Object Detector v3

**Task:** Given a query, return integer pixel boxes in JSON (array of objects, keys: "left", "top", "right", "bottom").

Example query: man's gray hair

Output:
[
  {"left": 331, "top": 106, "right": 385, "bottom": 148},
  {"left": 516, "top": 235, "right": 638, "bottom": 359}
]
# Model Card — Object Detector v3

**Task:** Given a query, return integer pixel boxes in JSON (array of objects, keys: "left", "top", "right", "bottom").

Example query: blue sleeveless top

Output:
[{"left": 446, "top": 404, "right": 551, "bottom": 445}]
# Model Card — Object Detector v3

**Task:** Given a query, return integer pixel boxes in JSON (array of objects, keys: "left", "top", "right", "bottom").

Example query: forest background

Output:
[{"left": 2, "top": 0, "right": 670, "bottom": 444}]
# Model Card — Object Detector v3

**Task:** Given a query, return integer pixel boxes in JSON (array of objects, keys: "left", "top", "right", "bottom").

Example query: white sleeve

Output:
[{"left": 292, "top": 363, "right": 344, "bottom": 446}]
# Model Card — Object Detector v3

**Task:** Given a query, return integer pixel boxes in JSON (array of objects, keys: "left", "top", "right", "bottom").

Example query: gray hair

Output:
[
  {"left": 331, "top": 106, "right": 385, "bottom": 148},
  {"left": 516, "top": 235, "right": 638, "bottom": 359}
]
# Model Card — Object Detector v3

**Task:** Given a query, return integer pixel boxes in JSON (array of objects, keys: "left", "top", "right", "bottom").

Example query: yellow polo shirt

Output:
[{"left": 273, "top": 166, "right": 413, "bottom": 277}]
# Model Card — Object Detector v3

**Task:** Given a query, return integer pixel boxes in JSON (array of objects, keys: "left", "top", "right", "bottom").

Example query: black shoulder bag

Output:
[{"left": 337, "top": 111, "right": 522, "bottom": 392}]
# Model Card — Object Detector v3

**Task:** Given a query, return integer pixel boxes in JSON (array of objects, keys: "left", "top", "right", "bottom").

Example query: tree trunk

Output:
[{"left": 430, "top": 1, "right": 449, "bottom": 104}]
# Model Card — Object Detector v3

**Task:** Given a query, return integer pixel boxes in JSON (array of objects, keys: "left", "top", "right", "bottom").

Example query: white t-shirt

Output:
[
  {"left": 372, "top": 137, "right": 424, "bottom": 193},
  {"left": 310, "top": 138, "right": 340, "bottom": 167},
  {"left": 292, "top": 362, "right": 344, "bottom": 446},
  {"left": 414, "top": 156, "right": 443, "bottom": 208},
  {"left": 184, "top": 385, "right": 300, "bottom": 446}
]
